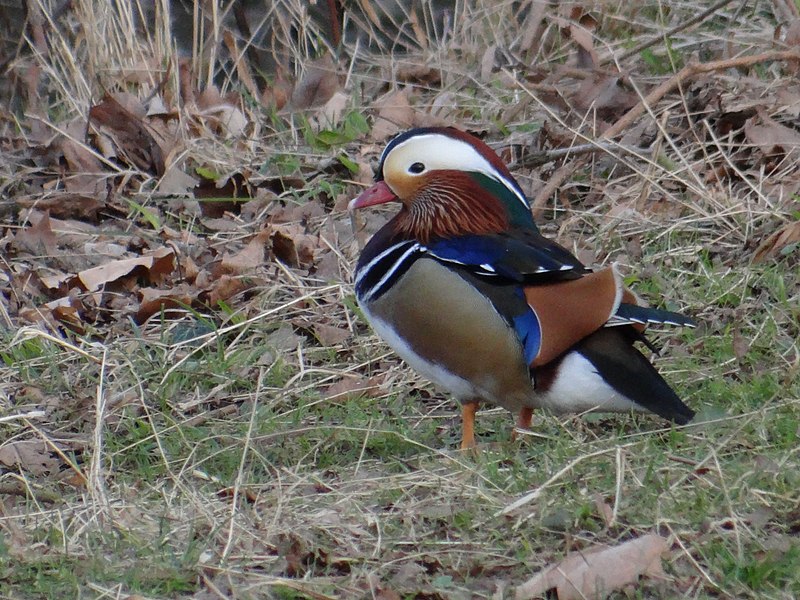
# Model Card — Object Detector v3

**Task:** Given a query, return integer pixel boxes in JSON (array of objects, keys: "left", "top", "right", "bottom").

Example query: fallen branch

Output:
[{"left": 530, "top": 158, "right": 586, "bottom": 220}]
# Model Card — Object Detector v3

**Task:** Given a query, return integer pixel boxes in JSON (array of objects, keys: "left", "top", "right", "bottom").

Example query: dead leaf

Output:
[
  {"left": 370, "top": 89, "right": 416, "bottom": 141},
  {"left": 12, "top": 211, "right": 57, "bottom": 255},
  {"left": 396, "top": 63, "right": 442, "bottom": 86},
  {"left": 261, "top": 66, "right": 292, "bottom": 110},
  {"left": 76, "top": 247, "right": 175, "bottom": 292},
  {"left": 89, "top": 93, "right": 165, "bottom": 175},
  {"left": 753, "top": 221, "right": 800, "bottom": 262},
  {"left": 291, "top": 55, "right": 339, "bottom": 109},
  {"left": 314, "top": 249, "right": 342, "bottom": 281},
  {"left": 15, "top": 193, "right": 104, "bottom": 220},
  {"left": 481, "top": 45, "right": 499, "bottom": 82},
  {"left": 157, "top": 164, "right": 198, "bottom": 196},
  {"left": 784, "top": 20, "right": 800, "bottom": 73},
  {"left": 271, "top": 224, "right": 317, "bottom": 268},
  {"left": 593, "top": 494, "right": 614, "bottom": 528},
  {"left": 374, "top": 588, "right": 402, "bottom": 600},
  {"left": 312, "top": 323, "right": 350, "bottom": 346},
  {"left": 196, "top": 91, "right": 248, "bottom": 137},
  {"left": 136, "top": 285, "right": 194, "bottom": 323},
  {"left": 570, "top": 23, "right": 598, "bottom": 70},
  {"left": 744, "top": 110, "right": 800, "bottom": 157},
  {"left": 266, "top": 323, "right": 302, "bottom": 351},
  {"left": 270, "top": 198, "right": 326, "bottom": 224},
  {"left": 313, "top": 91, "right": 349, "bottom": 130},
  {"left": 732, "top": 325, "right": 750, "bottom": 362},
  {"left": 60, "top": 137, "right": 106, "bottom": 195},
  {"left": 47, "top": 293, "right": 86, "bottom": 331},
  {"left": 207, "top": 274, "right": 251, "bottom": 306},
  {"left": 324, "top": 375, "right": 377, "bottom": 402},
  {"left": 39, "top": 271, "right": 71, "bottom": 291},
  {"left": 0, "top": 440, "right": 63, "bottom": 476},
  {"left": 515, "top": 534, "right": 668, "bottom": 600},
  {"left": 573, "top": 76, "right": 638, "bottom": 121},
  {"left": 219, "top": 229, "right": 270, "bottom": 275}
]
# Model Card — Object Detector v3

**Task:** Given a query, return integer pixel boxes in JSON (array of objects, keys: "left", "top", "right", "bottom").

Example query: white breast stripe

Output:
[
  {"left": 355, "top": 241, "right": 417, "bottom": 287},
  {"left": 362, "top": 243, "right": 422, "bottom": 302}
]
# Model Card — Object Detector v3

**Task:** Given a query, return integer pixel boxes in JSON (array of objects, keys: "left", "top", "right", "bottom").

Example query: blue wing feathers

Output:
[
  {"left": 427, "top": 234, "right": 579, "bottom": 281},
  {"left": 513, "top": 309, "right": 542, "bottom": 365}
]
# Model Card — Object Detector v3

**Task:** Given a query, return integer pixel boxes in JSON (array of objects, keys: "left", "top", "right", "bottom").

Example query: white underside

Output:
[{"left": 537, "top": 352, "right": 643, "bottom": 414}]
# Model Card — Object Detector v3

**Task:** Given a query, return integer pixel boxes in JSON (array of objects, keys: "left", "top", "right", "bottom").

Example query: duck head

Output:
[{"left": 350, "top": 127, "right": 536, "bottom": 243}]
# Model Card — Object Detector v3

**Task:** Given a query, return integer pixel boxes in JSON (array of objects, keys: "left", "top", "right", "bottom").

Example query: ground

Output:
[{"left": 0, "top": 1, "right": 798, "bottom": 599}]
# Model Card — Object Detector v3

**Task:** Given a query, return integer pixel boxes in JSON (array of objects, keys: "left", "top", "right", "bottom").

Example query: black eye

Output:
[{"left": 408, "top": 162, "right": 425, "bottom": 174}]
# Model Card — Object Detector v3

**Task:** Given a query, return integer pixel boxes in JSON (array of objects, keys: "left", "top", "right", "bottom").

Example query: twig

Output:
[
  {"left": 607, "top": 0, "right": 738, "bottom": 65},
  {"left": 514, "top": 141, "right": 651, "bottom": 169},
  {"left": 0, "top": 410, "right": 46, "bottom": 424},
  {"left": 530, "top": 157, "right": 587, "bottom": 220}
]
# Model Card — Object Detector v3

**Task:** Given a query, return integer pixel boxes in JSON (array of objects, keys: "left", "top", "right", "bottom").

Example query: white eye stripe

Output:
[{"left": 384, "top": 133, "right": 530, "bottom": 210}]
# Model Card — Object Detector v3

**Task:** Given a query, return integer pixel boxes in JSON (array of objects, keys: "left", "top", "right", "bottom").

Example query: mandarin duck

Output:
[{"left": 350, "top": 127, "right": 695, "bottom": 449}]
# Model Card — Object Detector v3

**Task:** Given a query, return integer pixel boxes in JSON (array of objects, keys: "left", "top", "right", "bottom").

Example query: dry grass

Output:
[{"left": 1, "top": 1, "right": 799, "bottom": 598}]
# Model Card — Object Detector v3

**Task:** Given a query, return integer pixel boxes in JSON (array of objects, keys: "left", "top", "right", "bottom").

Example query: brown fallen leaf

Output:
[
  {"left": 593, "top": 493, "right": 614, "bottom": 528},
  {"left": 39, "top": 271, "right": 71, "bottom": 291},
  {"left": 396, "top": 63, "right": 442, "bottom": 86},
  {"left": 514, "top": 534, "right": 668, "bottom": 600},
  {"left": 89, "top": 92, "right": 165, "bottom": 175},
  {"left": 136, "top": 284, "right": 194, "bottom": 323},
  {"left": 572, "top": 75, "right": 638, "bottom": 122},
  {"left": 196, "top": 87, "right": 248, "bottom": 137},
  {"left": 60, "top": 137, "right": 106, "bottom": 196},
  {"left": 12, "top": 211, "right": 57, "bottom": 255},
  {"left": 76, "top": 247, "right": 175, "bottom": 292},
  {"left": 261, "top": 68, "right": 292, "bottom": 110},
  {"left": 324, "top": 375, "right": 381, "bottom": 402},
  {"left": 206, "top": 274, "right": 251, "bottom": 307},
  {"left": 569, "top": 23, "right": 598, "bottom": 70},
  {"left": 312, "top": 322, "right": 351, "bottom": 346},
  {"left": 291, "top": 55, "right": 339, "bottom": 109},
  {"left": 732, "top": 325, "right": 751, "bottom": 362},
  {"left": 156, "top": 164, "right": 198, "bottom": 196},
  {"left": 753, "top": 221, "right": 800, "bottom": 262},
  {"left": 744, "top": 109, "right": 800, "bottom": 157},
  {"left": 0, "top": 440, "right": 64, "bottom": 477},
  {"left": 46, "top": 293, "right": 86, "bottom": 331},
  {"left": 323, "top": 375, "right": 370, "bottom": 402},
  {"left": 784, "top": 19, "right": 800, "bottom": 74},
  {"left": 271, "top": 224, "right": 317, "bottom": 268},
  {"left": 312, "top": 90, "right": 349, "bottom": 131},
  {"left": 370, "top": 89, "right": 416, "bottom": 141},
  {"left": 218, "top": 229, "right": 271, "bottom": 275},
  {"left": 374, "top": 587, "right": 402, "bottom": 600},
  {"left": 15, "top": 193, "right": 104, "bottom": 221}
]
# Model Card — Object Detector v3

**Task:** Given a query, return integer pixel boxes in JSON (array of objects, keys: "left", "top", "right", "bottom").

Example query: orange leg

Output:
[
  {"left": 460, "top": 400, "right": 479, "bottom": 450},
  {"left": 512, "top": 407, "right": 534, "bottom": 441}
]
